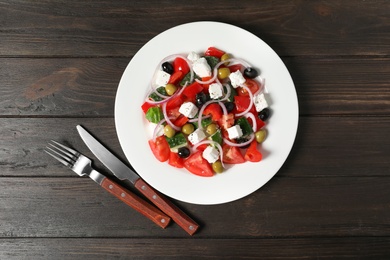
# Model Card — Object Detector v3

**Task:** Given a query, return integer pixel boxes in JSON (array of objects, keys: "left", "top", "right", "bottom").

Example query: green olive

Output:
[
  {"left": 164, "top": 125, "right": 176, "bottom": 138},
  {"left": 255, "top": 129, "right": 267, "bottom": 143},
  {"left": 165, "top": 83, "right": 177, "bottom": 96},
  {"left": 181, "top": 123, "right": 194, "bottom": 135},
  {"left": 212, "top": 160, "right": 224, "bottom": 173},
  {"left": 221, "top": 53, "right": 231, "bottom": 65},
  {"left": 206, "top": 123, "right": 218, "bottom": 135},
  {"left": 218, "top": 67, "right": 230, "bottom": 80}
]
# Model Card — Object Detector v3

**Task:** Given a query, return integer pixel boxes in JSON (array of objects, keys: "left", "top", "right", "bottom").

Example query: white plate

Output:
[{"left": 115, "top": 21, "right": 298, "bottom": 205}]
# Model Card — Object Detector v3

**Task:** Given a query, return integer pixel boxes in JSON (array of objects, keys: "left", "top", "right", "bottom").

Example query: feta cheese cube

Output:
[
  {"left": 208, "top": 83, "right": 223, "bottom": 99},
  {"left": 227, "top": 125, "right": 243, "bottom": 139},
  {"left": 192, "top": 57, "right": 212, "bottom": 77},
  {"left": 229, "top": 70, "right": 246, "bottom": 88},
  {"left": 155, "top": 70, "right": 171, "bottom": 86},
  {"left": 187, "top": 51, "right": 200, "bottom": 62},
  {"left": 188, "top": 129, "right": 206, "bottom": 145},
  {"left": 151, "top": 123, "right": 164, "bottom": 137},
  {"left": 179, "top": 102, "right": 198, "bottom": 118},
  {"left": 253, "top": 93, "right": 269, "bottom": 112},
  {"left": 202, "top": 146, "right": 220, "bottom": 164}
]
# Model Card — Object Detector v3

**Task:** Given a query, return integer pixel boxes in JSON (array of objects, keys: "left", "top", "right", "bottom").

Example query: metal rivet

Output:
[
  {"left": 152, "top": 195, "right": 157, "bottom": 199},
  {"left": 161, "top": 219, "right": 166, "bottom": 223},
  {"left": 121, "top": 193, "right": 125, "bottom": 197},
  {"left": 142, "top": 185, "right": 146, "bottom": 190},
  {"left": 189, "top": 225, "right": 194, "bottom": 230},
  {"left": 109, "top": 185, "right": 113, "bottom": 189}
]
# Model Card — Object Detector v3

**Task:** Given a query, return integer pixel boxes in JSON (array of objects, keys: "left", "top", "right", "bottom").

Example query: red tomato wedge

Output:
[
  {"left": 244, "top": 140, "right": 262, "bottom": 162},
  {"left": 234, "top": 95, "right": 251, "bottom": 113},
  {"left": 237, "top": 79, "right": 260, "bottom": 96},
  {"left": 168, "top": 71, "right": 183, "bottom": 85},
  {"left": 181, "top": 82, "right": 203, "bottom": 101},
  {"left": 168, "top": 152, "right": 184, "bottom": 168},
  {"left": 148, "top": 136, "right": 170, "bottom": 162},
  {"left": 222, "top": 144, "right": 245, "bottom": 164},
  {"left": 184, "top": 151, "right": 214, "bottom": 177}
]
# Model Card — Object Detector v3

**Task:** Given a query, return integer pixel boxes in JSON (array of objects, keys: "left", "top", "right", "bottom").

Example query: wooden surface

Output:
[{"left": 1, "top": 0, "right": 389, "bottom": 259}]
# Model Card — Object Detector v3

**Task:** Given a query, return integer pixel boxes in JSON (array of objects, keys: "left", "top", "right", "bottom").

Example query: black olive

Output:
[
  {"left": 243, "top": 67, "right": 259, "bottom": 79},
  {"left": 224, "top": 102, "right": 235, "bottom": 113},
  {"left": 162, "top": 61, "right": 174, "bottom": 74},
  {"left": 195, "top": 92, "right": 210, "bottom": 107},
  {"left": 258, "top": 108, "right": 271, "bottom": 121},
  {"left": 178, "top": 147, "right": 190, "bottom": 158}
]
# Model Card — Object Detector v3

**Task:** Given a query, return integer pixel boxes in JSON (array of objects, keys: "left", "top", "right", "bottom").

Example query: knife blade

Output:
[{"left": 76, "top": 125, "right": 199, "bottom": 235}]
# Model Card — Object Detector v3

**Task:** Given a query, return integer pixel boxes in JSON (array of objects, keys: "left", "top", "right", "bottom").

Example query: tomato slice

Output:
[
  {"left": 244, "top": 140, "right": 262, "bottom": 162},
  {"left": 166, "top": 94, "right": 184, "bottom": 110},
  {"left": 172, "top": 115, "right": 189, "bottom": 127},
  {"left": 168, "top": 71, "right": 183, "bottom": 85},
  {"left": 222, "top": 144, "right": 245, "bottom": 164},
  {"left": 228, "top": 64, "right": 242, "bottom": 73},
  {"left": 205, "top": 47, "right": 225, "bottom": 58},
  {"left": 234, "top": 95, "right": 251, "bottom": 113},
  {"left": 184, "top": 151, "right": 214, "bottom": 177},
  {"left": 203, "top": 103, "right": 223, "bottom": 121},
  {"left": 173, "top": 57, "right": 190, "bottom": 75},
  {"left": 148, "top": 136, "right": 170, "bottom": 162},
  {"left": 218, "top": 113, "right": 234, "bottom": 130},
  {"left": 168, "top": 152, "right": 184, "bottom": 168},
  {"left": 237, "top": 79, "right": 260, "bottom": 96}
]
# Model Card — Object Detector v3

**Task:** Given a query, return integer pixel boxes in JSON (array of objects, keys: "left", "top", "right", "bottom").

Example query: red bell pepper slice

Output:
[
  {"left": 173, "top": 115, "right": 189, "bottom": 128},
  {"left": 168, "top": 71, "right": 183, "bottom": 85},
  {"left": 205, "top": 47, "right": 225, "bottom": 58},
  {"left": 173, "top": 57, "right": 190, "bottom": 75},
  {"left": 182, "top": 82, "right": 203, "bottom": 101},
  {"left": 141, "top": 101, "right": 154, "bottom": 114},
  {"left": 244, "top": 140, "right": 262, "bottom": 162},
  {"left": 203, "top": 103, "right": 223, "bottom": 121},
  {"left": 166, "top": 94, "right": 184, "bottom": 110},
  {"left": 184, "top": 151, "right": 214, "bottom": 177}
]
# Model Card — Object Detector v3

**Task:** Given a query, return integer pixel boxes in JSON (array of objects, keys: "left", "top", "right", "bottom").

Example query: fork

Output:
[{"left": 45, "top": 140, "right": 171, "bottom": 228}]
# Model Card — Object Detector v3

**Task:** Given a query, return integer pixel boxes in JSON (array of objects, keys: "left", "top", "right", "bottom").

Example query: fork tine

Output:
[
  {"left": 49, "top": 140, "right": 80, "bottom": 157},
  {"left": 45, "top": 147, "right": 73, "bottom": 168}
]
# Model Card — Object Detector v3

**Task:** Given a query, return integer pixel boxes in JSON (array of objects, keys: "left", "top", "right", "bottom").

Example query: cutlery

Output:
[
  {"left": 76, "top": 125, "right": 200, "bottom": 235},
  {"left": 45, "top": 140, "right": 171, "bottom": 229}
]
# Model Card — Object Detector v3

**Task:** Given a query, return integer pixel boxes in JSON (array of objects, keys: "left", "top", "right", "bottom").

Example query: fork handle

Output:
[
  {"left": 100, "top": 177, "right": 171, "bottom": 229},
  {"left": 134, "top": 178, "right": 199, "bottom": 235}
]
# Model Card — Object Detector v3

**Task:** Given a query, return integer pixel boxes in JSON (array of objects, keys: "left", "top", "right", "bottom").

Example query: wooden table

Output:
[{"left": 1, "top": 1, "right": 389, "bottom": 259}]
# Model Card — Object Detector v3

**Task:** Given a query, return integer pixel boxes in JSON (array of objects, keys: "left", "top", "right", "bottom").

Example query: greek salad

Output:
[{"left": 141, "top": 47, "right": 271, "bottom": 177}]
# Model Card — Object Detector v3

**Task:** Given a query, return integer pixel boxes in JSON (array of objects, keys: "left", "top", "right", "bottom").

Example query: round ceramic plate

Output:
[{"left": 115, "top": 21, "right": 298, "bottom": 205}]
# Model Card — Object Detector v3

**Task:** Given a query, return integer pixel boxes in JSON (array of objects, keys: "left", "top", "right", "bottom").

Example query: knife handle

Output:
[
  {"left": 100, "top": 177, "right": 171, "bottom": 229},
  {"left": 134, "top": 178, "right": 199, "bottom": 235}
]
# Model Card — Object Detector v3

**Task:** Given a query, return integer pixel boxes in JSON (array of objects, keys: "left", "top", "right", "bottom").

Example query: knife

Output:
[{"left": 76, "top": 125, "right": 199, "bottom": 235}]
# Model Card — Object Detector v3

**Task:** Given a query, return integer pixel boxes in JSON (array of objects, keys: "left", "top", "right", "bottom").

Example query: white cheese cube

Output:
[
  {"left": 208, "top": 83, "right": 223, "bottom": 99},
  {"left": 227, "top": 125, "right": 243, "bottom": 139},
  {"left": 155, "top": 70, "right": 171, "bottom": 86},
  {"left": 202, "top": 146, "right": 220, "bottom": 164},
  {"left": 151, "top": 123, "right": 164, "bottom": 137},
  {"left": 188, "top": 129, "right": 207, "bottom": 145},
  {"left": 179, "top": 102, "right": 199, "bottom": 118},
  {"left": 253, "top": 93, "right": 269, "bottom": 112},
  {"left": 229, "top": 70, "right": 246, "bottom": 88},
  {"left": 192, "top": 57, "right": 212, "bottom": 77},
  {"left": 187, "top": 51, "right": 200, "bottom": 62}
]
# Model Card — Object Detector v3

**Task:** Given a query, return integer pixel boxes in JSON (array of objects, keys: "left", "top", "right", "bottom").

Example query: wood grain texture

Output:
[
  {"left": 1, "top": 177, "right": 389, "bottom": 238},
  {"left": 1, "top": 238, "right": 389, "bottom": 259},
  {"left": 0, "top": 0, "right": 389, "bottom": 56}
]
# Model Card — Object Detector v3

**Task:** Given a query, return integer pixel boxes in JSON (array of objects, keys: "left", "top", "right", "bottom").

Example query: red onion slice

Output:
[{"left": 223, "top": 133, "right": 255, "bottom": 148}]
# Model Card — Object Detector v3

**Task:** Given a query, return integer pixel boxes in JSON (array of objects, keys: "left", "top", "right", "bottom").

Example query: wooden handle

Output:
[
  {"left": 100, "top": 178, "right": 171, "bottom": 229},
  {"left": 134, "top": 178, "right": 199, "bottom": 235}
]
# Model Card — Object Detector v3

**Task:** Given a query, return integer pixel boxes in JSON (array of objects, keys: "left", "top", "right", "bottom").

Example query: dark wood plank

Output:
[
  {"left": 1, "top": 238, "right": 389, "bottom": 259},
  {"left": 1, "top": 177, "right": 389, "bottom": 237},
  {"left": 0, "top": 0, "right": 389, "bottom": 57},
  {"left": 0, "top": 57, "right": 389, "bottom": 116},
  {"left": 1, "top": 117, "right": 388, "bottom": 178}
]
